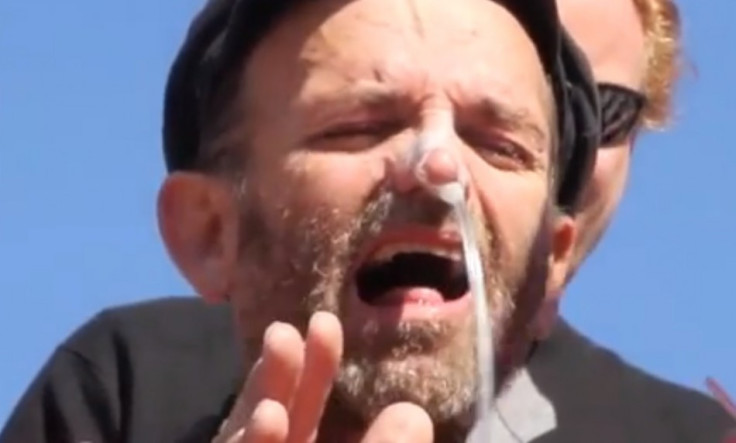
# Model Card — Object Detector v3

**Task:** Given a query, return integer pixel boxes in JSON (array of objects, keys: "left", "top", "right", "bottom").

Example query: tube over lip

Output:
[{"left": 406, "top": 124, "right": 496, "bottom": 441}]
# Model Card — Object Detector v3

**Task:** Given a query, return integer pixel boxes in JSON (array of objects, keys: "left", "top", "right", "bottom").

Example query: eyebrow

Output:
[
  {"left": 297, "top": 83, "right": 409, "bottom": 129},
  {"left": 465, "top": 96, "right": 549, "bottom": 150}
]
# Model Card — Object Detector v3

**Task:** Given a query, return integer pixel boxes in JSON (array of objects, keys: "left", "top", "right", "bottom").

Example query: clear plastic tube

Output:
[
  {"left": 410, "top": 140, "right": 495, "bottom": 441},
  {"left": 453, "top": 191, "right": 495, "bottom": 443}
]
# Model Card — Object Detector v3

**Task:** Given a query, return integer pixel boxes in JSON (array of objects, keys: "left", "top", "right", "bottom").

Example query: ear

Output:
[
  {"left": 534, "top": 210, "right": 576, "bottom": 339},
  {"left": 157, "top": 172, "right": 240, "bottom": 303}
]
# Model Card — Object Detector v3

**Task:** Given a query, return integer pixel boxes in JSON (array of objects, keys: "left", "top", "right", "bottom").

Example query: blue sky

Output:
[{"left": 1, "top": 0, "right": 734, "bottom": 425}]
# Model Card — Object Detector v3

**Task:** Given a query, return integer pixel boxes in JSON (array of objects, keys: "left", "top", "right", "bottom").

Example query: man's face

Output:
[
  {"left": 163, "top": 0, "right": 573, "bottom": 428},
  {"left": 559, "top": 0, "right": 648, "bottom": 272}
]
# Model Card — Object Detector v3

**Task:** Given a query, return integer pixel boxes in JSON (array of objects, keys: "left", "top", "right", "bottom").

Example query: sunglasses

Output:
[{"left": 597, "top": 83, "right": 647, "bottom": 148}]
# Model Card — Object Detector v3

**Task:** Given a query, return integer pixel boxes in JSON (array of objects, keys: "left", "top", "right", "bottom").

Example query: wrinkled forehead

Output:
[
  {"left": 244, "top": 0, "right": 549, "bottom": 120},
  {"left": 558, "top": 0, "right": 646, "bottom": 88},
  {"left": 294, "top": 0, "right": 531, "bottom": 46}
]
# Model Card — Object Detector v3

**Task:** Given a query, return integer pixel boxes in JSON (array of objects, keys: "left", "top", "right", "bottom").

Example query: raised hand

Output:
[{"left": 213, "top": 311, "right": 433, "bottom": 443}]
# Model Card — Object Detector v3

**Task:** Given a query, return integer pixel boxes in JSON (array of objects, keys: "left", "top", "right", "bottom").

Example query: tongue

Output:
[{"left": 370, "top": 287, "right": 446, "bottom": 306}]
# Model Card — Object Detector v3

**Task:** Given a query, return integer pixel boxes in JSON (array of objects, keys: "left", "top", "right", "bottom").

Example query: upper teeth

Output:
[{"left": 369, "top": 243, "right": 462, "bottom": 264}]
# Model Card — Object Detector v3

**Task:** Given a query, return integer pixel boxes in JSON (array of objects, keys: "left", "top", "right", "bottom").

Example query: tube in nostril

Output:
[
  {"left": 408, "top": 133, "right": 496, "bottom": 441},
  {"left": 409, "top": 131, "right": 468, "bottom": 205}
]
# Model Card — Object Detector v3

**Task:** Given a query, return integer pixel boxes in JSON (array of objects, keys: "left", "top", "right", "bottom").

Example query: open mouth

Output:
[{"left": 355, "top": 242, "right": 469, "bottom": 306}]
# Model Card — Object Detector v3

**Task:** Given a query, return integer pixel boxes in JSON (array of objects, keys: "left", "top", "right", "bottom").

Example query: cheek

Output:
[
  {"left": 468, "top": 161, "right": 548, "bottom": 255},
  {"left": 573, "top": 147, "right": 632, "bottom": 257},
  {"left": 283, "top": 151, "right": 385, "bottom": 213},
  {"left": 585, "top": 147, "right": 632, "bottom": 217}
]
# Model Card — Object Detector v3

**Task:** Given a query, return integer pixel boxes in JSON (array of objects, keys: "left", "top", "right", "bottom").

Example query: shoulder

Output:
[
  {"left": 95, "top": 295, "right": 231, "bottom": 333},
  {"left": 529, "top": 319, "right": 734, "bottom": 440},
  {"left": 64, "top": 296, "right": 234, "bottom": 353},
  {"left": 61, "top": 297, "right": 240, "bottom": 439},
  {"left": 59, "top": 296, "right": 239, "bottom": 384}
]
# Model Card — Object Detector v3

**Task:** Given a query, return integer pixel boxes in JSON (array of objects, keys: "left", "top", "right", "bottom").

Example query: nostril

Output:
[
  {"left": 389, "top": 131, "right": 468, "bottom": 198},
  {"left": 412, "top": 147, "right": 468, "bottom": 205}
]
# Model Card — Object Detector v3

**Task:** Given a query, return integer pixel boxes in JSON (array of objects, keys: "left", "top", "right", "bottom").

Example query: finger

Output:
[
  {"left": 707, "top": 377, "right": 736, "bottom": 420},
  {"left": 236, "top": 399, "right": 289, "bottom": 443},
  {"left": 259, "top": 322, "right": 306, "bottom": 406},
  {"left": 216, "top": 358, "right": 265, "bottom": 441},
  {"left": 286, "top": 312, "right": 343, "bottom": 443},
  {"left": 217, "top": 323, "right": 305, "bottom": 442},
  {"left": 361, "top": 402, "right": 433, "bottom": 443}
]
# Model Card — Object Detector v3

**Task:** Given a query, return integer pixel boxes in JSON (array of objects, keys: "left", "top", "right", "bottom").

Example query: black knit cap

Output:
[{"left": 162, "top": 0, "right": 600, "bottom": 212}]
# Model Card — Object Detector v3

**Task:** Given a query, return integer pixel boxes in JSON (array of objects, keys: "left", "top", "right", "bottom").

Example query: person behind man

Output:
[
  {"left": 513, "top": 0, "right": 736, "bottom": 440},
  {"left": 0, "top": 0, "right": 601, "bottom": 441}
]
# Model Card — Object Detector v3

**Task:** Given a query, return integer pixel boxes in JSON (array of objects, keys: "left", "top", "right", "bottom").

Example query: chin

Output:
[{"left": 335, "top": 352, "right": 476, "bottom": 423}]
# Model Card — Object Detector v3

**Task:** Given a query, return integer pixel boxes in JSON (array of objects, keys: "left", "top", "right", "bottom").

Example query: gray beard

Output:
[{"left": 232, "top": 182, "right": 552, "bottom": 438}]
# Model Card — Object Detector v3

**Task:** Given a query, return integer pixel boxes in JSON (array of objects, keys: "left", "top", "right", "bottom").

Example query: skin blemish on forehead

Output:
[
  {"left": 404, "top": 0, "right": 429, "bottom": 39},
  {"left": 300, "top": 0, "right": 491, "bottom": 68}
]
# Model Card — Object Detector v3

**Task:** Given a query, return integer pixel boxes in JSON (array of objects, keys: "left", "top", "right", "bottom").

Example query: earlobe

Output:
[
  {"left": 157, "top": 172, "right": 239, "bottom": 303},
  {"left": 548, "top": 213, "right": 576, "bottom": 293}
]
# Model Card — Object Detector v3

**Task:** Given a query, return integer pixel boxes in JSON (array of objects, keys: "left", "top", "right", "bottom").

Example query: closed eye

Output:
[
  {"left": 460, "top": 130, "right": 537, "bottom": 170},
  {"left": 308, "top": 120, "right": 403, "bottom": 151},
  {"left": 321, "top": 122, "right": 394, "bottom": 139}
]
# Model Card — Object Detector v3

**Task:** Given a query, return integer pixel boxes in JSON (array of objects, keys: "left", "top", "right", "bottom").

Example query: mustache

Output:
[
  {"left": 352, "top": 185, "right": 458, "bottom": 242},
  {"left": 349, "top": 184, "right": 499, "bottom": 259}
]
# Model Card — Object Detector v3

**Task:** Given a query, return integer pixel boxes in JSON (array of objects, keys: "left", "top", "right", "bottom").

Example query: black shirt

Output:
[{"left": 1, "top": 296, "right": 733, "bottom": 442}]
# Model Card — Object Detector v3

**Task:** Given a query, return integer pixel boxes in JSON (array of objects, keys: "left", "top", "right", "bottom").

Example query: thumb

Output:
[{"left": 361, "top": 402, "right": 433, "bottom": 443}]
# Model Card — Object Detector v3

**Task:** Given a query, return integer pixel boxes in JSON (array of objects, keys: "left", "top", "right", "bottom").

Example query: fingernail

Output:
[
  {"left": 310, "top": 311, "right": 328, "bottom": 327},
  {"left": 263, "top": 322, "right": 281, "bottom": 345}
]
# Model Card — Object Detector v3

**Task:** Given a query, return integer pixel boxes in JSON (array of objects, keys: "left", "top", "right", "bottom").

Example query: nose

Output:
[
  {"left": 415, "top": 147, "right": 460, "bottom": 186},
  {"left": 387, "top": 129, "right": 468, "bottom": 204}
]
